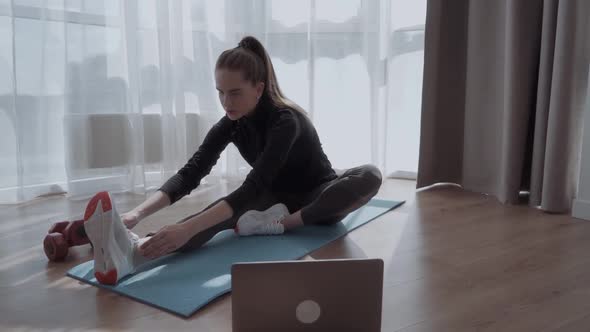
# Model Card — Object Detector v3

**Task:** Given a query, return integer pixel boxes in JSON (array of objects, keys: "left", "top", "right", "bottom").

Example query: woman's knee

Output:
[{"left": 358, "top": 164, "right": 382, "bottom": 195}]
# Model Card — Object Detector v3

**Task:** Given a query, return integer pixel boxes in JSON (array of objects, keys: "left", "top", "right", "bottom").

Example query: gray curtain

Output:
[{"left": 418, "top": 0, "right": 590, "bottom": 213}]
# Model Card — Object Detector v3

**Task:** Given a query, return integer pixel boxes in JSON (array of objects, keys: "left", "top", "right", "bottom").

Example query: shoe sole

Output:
[
  {"left": 235, "top": 203, "right": 289, "bottom": 236},
  {"left": 83, "top": 191, "right": 118, "bottom": 285}
]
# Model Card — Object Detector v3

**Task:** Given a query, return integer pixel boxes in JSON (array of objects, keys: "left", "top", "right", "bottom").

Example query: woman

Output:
[{"left": 84, "top": 36, "right": 382, "bottom": 285}]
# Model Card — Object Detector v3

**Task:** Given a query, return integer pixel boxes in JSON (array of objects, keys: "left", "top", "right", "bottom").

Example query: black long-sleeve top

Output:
[{"left": 158, "top": 98, "right": 337, "bottom": 213}]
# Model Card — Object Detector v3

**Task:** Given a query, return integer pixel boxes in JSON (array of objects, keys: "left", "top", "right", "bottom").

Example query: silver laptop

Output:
[{"left": 231, "top": 258, "right": 384, "bottom": 332}]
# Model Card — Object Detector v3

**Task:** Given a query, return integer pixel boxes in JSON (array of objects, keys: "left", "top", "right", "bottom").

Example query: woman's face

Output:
[{"left": 215, "top": 68, "right": 264, "bottom": 121}]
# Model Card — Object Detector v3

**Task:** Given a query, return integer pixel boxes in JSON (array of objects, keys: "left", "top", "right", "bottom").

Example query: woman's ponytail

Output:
[{"left": 216, "top": 36, "right": 306, "bottom": 114}]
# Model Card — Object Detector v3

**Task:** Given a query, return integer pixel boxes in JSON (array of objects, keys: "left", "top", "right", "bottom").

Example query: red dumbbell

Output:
[{"left": 43, "top": 219, "right": 91, "bottom": 261}]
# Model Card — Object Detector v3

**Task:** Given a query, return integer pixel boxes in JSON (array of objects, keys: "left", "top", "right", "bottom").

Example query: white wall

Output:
[{"left": 573, "top": 66, "right": 590, "bottom": 220}]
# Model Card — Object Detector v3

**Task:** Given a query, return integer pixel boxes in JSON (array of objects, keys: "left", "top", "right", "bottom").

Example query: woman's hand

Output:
[
  {"left": 121, "top": 211, "right": 141, "bottom": 229},
  {"left": 139, "top": 223, "right": 191, "bottom": 259}
]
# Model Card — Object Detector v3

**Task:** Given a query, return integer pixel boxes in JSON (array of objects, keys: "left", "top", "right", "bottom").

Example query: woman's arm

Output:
[
  {"left": 159, "top": 116, "right": 233, "bottom": 205},
  {"left": 125, "top": 117, "right": 231, "bottom": 230},
  {"left": 122, "top": 190, "right": 171, "bottom": 229}
]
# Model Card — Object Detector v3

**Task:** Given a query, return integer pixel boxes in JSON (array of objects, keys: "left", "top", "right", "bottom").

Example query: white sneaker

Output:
[
  {"left": 83, "top": 191, "right": 139, "bottom": 285},
  {"left": 235, "top": 203, "right": 289, "bottom": 236}
]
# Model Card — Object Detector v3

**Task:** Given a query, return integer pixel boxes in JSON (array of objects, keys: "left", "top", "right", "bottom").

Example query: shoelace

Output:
[
  {"left": 259, "top": 222, "right": 282, "bottom": 234},
  {"left": 257, "top": 216, "right": 286, "bottom": 234},
  {"left": 127, "top": 230, "right": 140, "bottom": 243}
]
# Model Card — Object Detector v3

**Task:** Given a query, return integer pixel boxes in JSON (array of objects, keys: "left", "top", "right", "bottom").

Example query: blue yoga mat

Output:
[{"left": 67, "top": 198, "right": 404, "bottom": 317}]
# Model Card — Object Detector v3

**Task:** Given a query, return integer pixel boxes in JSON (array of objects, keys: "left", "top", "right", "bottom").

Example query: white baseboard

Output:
[{"left": 572, "top": 199, "right": 590, "bottom": 221}]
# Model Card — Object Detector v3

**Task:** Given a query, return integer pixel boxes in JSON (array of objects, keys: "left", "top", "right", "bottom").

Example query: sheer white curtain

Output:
[{"left": 0, "top": 0, "right": 425, "bottom": 204}]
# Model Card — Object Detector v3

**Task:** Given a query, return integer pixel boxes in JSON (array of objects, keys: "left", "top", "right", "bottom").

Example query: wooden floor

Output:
[{"left": 2, "top": 179, "right": 590, "bottom": 331}]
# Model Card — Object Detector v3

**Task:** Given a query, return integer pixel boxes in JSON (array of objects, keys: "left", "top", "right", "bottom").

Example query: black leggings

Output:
[{"left": 172, "top": 164, "right": 382, "bottom": 252}]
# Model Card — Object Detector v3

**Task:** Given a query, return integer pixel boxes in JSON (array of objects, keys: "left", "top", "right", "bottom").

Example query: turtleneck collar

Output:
[{"left": 241, "top": 95, "right": 273, "bottom": 124}]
